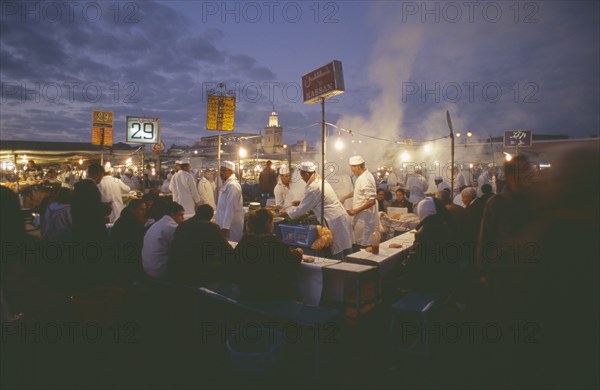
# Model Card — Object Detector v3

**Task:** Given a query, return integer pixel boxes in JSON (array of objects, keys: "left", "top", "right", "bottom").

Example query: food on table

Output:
[
  {"left": 303, "top": 256, "right": 315, "bottom": 263},
  {"left": 389, "top": 243, "right": 403, "bottom": 249}
]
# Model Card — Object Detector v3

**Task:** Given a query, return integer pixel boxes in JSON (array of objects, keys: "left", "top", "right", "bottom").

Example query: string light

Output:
[{"left": 325, "top": 122, "right": 449, "bottom": 145}]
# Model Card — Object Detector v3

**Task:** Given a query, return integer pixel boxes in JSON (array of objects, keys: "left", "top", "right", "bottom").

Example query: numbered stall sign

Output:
[
  {"left": 126, "top": 116, "right": 160, "bottom": 144},
  {"left": 92, "top": 110, "right": 114, "bottom": 146}
]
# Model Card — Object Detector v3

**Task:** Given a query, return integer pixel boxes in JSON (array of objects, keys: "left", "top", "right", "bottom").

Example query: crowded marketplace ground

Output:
[{"left": 1, "top": 141, "right": 598, "bottom": 389}]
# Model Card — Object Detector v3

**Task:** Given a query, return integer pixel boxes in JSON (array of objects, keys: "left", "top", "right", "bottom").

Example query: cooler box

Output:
[{"left": 279, "top": 224, "right": 318, "bottom": 249}]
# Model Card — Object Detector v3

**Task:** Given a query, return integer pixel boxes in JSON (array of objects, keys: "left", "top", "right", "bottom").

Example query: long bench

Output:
[{"left": 139, "top": 277, "right": 341, "bottom": 377}]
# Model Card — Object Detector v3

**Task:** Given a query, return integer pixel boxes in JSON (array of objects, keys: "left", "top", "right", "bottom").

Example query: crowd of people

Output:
[{"left": 1, "top": 145, "right": 598, "bottom": 388}]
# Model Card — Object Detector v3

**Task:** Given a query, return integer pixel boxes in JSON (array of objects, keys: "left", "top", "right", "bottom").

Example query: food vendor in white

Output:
[
  {"left": 280, "top": 161, "right": 353, "bottom": 256},
  {"left": 273, "top": 165, "right": 295, "bottom": 209},
  {"left": 342, "top": 155, "right": 379, "bottom": 248},
  {"left": 215, "top": 161, "right": 244, "bottom": 241},
  {"left": 169, "top": 160, "right": 201, "bottom": 215}
]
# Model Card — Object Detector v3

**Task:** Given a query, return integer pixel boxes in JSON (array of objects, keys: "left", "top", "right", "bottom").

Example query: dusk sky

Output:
[{"left": 1, "top": 0, "right": 598, "bottom": 150}]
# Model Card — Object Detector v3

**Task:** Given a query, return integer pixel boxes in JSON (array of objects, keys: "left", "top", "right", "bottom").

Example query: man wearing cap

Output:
[
  {"left": 197, "top": 169, "right": 217, "bottom": 211},
  {"left": 273, "top": 165, "right": 294, "bottom": 209},
  {"left": 280, "top": 162, "right": 353, "bottom": 257},
  {"left": 122, "top": 169, "right": 139, "bottom": 191},
  {"left": 387, "top": 166, "right": 405, "bottom": 193},
  {"left": 477, "top": 163, "right": 496, "bottom": 197},
  {"left": 216, "top": 161, "right": 244, "bottom": 241},
  {"left": 169, "top": 160, "right": 201, "bottom": 216},
  {"left": 341, "top": 156, "right": 378, "bottom": 249},
  {"left": 406, "top": 167, "right": 429, "bottom": 207},
  {"left": 434, "top": 175, "right": 450, "bottom": 192},
  {"left": 97, "top": 166, "right": 131, "bottom": 223}
]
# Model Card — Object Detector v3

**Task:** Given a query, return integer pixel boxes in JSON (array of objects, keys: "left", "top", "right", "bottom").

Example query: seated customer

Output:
[
  {"left": 169, "top": 204, "right": 233, "bottom": 286},
  {"left": 233, "top": 208, "right": 303, "bottom": 300},
  {"left": 111, "top": 199, "right": 148, "bottom": 285},
  {"left": 142, "top": 201, "right": 185, "bottom": 279},
  {"left": 43, "top": 187, "right": 73, "bottom": 241},
  {"left": 376, "top": 188, "right": 390, "bottom": 213},
  {"left": 389, "top": 188, "right": 413, "bottom": 213}
]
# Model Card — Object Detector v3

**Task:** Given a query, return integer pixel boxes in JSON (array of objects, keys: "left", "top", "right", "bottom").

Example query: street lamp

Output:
[
  {"left": 238, "top": 147, "right": 247, "bottom": 179},
  {"left": 456, "top": 131, "right": 473, "bottom": 147},
  {"left": 283, "top": 144, "right": 291, "bottom": 167}
]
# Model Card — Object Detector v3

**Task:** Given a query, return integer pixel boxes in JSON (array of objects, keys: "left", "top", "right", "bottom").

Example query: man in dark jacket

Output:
[
  {"left": 169, "top": 204, "right": 233, "bottom": 286},
  {"left": 233, "top": 208, "right": 303, "bottom": 300},
  {"left": 70, "top": 163, "right": 112, "bottom": 288},
  {"left": 401, "top": 197, "right": 460, "bottom": 296},
  {"left": 258, "top": 160, "right": 277, "bottom": 206},
  {"left": 111, "top": 199, "right": 147, "bottom": 285},
  {"left": 71, "top": 163, "right": 110, "bottom": 243}
]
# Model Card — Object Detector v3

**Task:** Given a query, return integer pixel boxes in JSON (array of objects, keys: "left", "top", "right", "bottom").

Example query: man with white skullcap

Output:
[
  {"left": 122, "top": 168, "right": 139, "bottom": 191},
  {"left": 342, "top": 155, "right": 378, "bottom": 249},
  {"left": 280, "top": 161, "right": 353, "bottom": 257},
  {"left": 434, "top": 175, "right": 450, "bottom": 192},
  {"left": 406, "top": 167, "right": 429, "bottom": 207},
  {"left": 273, "top": 165, "right": 294, "bottom": 209},
  {"left": 197, "top": 168, "right": 216, "bottom": 211},
  {"left": 97, "top": 165, "right": 131, "bottom": 223},
  {"left": 169, "top": 159, "right": 201, "bottom": 215},
  {"left": 477, "top": 163, "right": 496, "bottom": 197},
  {"left": 215, "top": 160, "right": 244, "bottom": 241}
]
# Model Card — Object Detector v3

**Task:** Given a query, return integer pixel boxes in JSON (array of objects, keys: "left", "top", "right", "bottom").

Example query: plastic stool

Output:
[{"left": 389, "top": 292, "right": 437, "bottom": 355}]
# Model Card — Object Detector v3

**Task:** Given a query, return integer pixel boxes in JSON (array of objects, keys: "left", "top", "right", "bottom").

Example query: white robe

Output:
[
  {"left": 351, "top": 170, "right": 378, "bottom": 246},
  {"left": 407, "top": 174, "right": 428, "bottom": 206},
  {"left": 273, "top": 178, "right": 295, "bottom": 209},
  {"left": 169, "top": 170, "right": 200, "bottom": 215},
  {"left": 97, "top": 175, "right": 130, "bottom": 223},
  {"left": 197, "top": 177, "right": 216, "bottom": 211},
  {"left": 287, "top": 177, "right": 353, "bottom": 255},
  {"left": 215, "top": 174, "right": 244, "bottom": 242},
  {"left": 477, "top": 171, "right": 495, "bottom": 197},
  {"left": 142, "top": 215, "right": 178, "bottom": 278},
  {"left": 387, "top": 171, "right": 404, "bottom": 192}
]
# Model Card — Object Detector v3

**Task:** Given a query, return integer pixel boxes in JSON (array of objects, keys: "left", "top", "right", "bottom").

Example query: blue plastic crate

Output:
[{"left": 279, "top": 224, "right": 318, "bottom": 248}]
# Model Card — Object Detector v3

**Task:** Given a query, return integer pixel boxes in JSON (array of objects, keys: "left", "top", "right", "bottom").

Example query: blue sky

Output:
[{"left": 1, "top": 0, "right": 598, "bottom": 151}]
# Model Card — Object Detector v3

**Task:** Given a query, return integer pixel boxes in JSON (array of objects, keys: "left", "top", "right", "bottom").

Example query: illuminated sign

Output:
[
  {"left": 91, "top": 110, "right": 113, "bottom": 146},
  {"left": 126, "top": 116, "right": 160, "bottom": 144},
  {"left": 504, "top": 130, "right": 532, "bottom": 148},
  {"left": 206, "top": 95, "right": 235, "bottom": 131},
  {"left": 302, "top": 60, "right": 345, "bottom": 104}
]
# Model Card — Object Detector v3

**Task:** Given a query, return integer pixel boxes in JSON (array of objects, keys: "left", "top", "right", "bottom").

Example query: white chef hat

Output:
[
  {"left": 434, "top": 175, "right": 443, "bottom": 181},
  {"left": 175, "top": 160, "right": 182, "bottom": 165},
  {"left": 280, "top": 165, "right": 290, "bottom": 175},
  {"left": 220, "top": 160, "right": 235, "bottom": 170},
  {"left": 180, "top": 159, "right": 191, "bottom": 165},
  {"left": 349, "top": 155, "right": 365, "bottom": 165},
  {"left": 299, "top": 161, "right": 316, "bottom": 172},
  {"left": 416, "top": 197, "right": 437, "bottom": 221}
]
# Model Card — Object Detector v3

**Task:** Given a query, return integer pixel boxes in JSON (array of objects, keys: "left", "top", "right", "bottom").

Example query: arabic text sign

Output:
[
  {"left": 302, "top": 60, "right": 345, "bottom": 104},
  {"left": 91, "top": 110, "right": 113, "bottom": 146},
  {"left": 126, "top": 116, "right": 160, "bottom": 144},
  {"left": 504, "top": 130, "right": 532, "bottom": 148},
  {"left": 91, "top": 127, "right": 113, "bottom": 146},
  {"left": 206, "top": 95, "right": 235, "bottom": 131}
]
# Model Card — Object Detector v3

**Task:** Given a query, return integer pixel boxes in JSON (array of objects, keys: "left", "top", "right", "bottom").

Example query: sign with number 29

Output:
[{"left": 126, "top": 116, "right": 160, "bottom": 144}]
